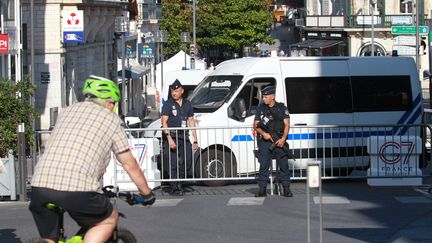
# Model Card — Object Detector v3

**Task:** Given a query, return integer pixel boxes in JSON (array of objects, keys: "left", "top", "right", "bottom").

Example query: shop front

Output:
[{"left": 289, "top": 30, "right": 348, "bottom": 56}]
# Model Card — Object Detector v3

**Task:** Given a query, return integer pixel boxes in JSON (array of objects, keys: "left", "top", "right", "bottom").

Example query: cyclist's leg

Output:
[
  {"left": 82, "top": 208, "right": 119, "bottom": 243},
  {"left": 28, "top": 187, "right": 60, "bottom": 242},
  {"left": 64, "top": 191, "right": 117, "bottom": 243}
]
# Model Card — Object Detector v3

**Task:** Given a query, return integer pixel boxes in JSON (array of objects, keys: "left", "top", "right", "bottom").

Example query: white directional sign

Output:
[
  {"left": 393, "top": 36, "right": 416, "bottom": 46},
  {"left": 393, "top": 45, "right": 416, "bottom": 56}
]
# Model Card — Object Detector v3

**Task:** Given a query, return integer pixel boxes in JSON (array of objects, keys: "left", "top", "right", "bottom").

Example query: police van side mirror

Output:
[{"left": 228, "top": 98, "right": 247, "bottom": 121}]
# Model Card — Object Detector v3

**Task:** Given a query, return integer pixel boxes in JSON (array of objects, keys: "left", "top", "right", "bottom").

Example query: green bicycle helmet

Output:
[{"left": 82, "top": 75, "right": 121, "bottom": 103}]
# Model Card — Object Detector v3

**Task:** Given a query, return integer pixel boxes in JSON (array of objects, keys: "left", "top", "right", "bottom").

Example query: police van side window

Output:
[
  {"left": 351, "top": 76, "right": 412, "bottom": 111},
  {"left": 236, "top": 78, "right": 276, "bottom": 116},
  {"left": 285, "top": 77, "right": 351, "bottom": 114}
]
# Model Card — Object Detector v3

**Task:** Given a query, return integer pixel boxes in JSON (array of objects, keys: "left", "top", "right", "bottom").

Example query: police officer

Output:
[
  {"left": 253, "top": 85, "right": 293, "bottom": 197},
  {"left": 161, "top": 79, "right": 198, "bottom": 195}
]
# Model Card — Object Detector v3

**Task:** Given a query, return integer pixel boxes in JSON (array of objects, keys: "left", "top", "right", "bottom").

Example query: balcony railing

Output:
[
  {"left": 140, "top": 2, "right": 162, "bottom": 22},
  {"left": 306, "top": 14, "right": 429, "bottom": 29}
]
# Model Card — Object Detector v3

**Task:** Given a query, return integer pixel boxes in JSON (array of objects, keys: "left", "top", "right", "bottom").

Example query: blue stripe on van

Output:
[
  {"left": 231, "top": 94, "right": 422, "bottom": 142},
  {"left": 231, "top": 135, "right": 254, "bottom": 142},
  {"left": 397, "top": 105, "right": 423, "bottom": 135},
  {"left": 287, "top": 130, "right": 393, "bottom": 140},
  {"left": 231, "top": 130, "right": 394, "bottom": 142},
  {"left": 395, "top": 94, "right": 421, "bottom": 125}
]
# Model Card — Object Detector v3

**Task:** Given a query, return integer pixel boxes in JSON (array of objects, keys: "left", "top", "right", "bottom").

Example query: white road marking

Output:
[
  {"left": 227, "top": 197, "right": 265, "bottom": 206},
  {"left": 394, "top": 196, "right": 432, "bottom": 204},
  {"left": 313, "top": 196, "right": 350, "bottom": 204}
]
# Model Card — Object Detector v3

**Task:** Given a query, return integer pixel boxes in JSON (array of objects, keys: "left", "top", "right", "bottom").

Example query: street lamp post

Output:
[
  {"left": 415, "top": 0, "right": 420, "bottom": 72},
  {"left": 181, "top": 32, "right": 190, "bottom": 70},
  {"left": 193, "top": 0, "right": 196, "bottom": 46},
  {"left": 155, "top": 30, "right": 168, "bottom": 93},
  {"left": 370, "top": 0, "right": 377, "bottom": 56},
  {"left": 115, "top": 15, "right": 129, "bottom": 115}
]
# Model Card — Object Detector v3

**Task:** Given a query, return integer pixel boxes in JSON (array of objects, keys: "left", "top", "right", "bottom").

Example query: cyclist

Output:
[{"left": 29, "top": 76, "right": 155, "bottom": 243}]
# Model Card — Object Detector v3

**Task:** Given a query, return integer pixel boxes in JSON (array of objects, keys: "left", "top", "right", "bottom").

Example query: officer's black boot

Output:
[
  {"left": 255, "top": 186, "right": 267, "bottom": 197},
  {"left": 170, "top": 182, "right": 178, "bottom": 193},
  {"left": 283, "top": 185, "right": 293, "bottom": 197},
  {"left": 177, "top": 182, "right": 184, "bottom": 196}
]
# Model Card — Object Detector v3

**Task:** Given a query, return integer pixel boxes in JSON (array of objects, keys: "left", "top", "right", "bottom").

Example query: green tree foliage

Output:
[
  {"left": 160, "top": 0, "right": 192, "bottom": 58},
  {"left": 161, "top": 0, "right": 273, "bottom": 59},
  {"left": 0, "top": 76, "right": 38, "bottom": 157},
  {"left": 196, "top": 0, "right": 274, "bottom": 55}
]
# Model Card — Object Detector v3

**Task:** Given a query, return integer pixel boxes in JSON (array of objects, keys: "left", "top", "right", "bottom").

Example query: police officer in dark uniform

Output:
[
  {"left": 161, "top": 79, "right": 198, "bottom": 195},
  {"left": 253, "top": 85, "right": 293, "bottom": 197}
]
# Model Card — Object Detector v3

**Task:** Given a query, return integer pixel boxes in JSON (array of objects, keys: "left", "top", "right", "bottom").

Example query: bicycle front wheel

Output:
[
  {"left": 107, "top": 227, "right": 137, "bottom": 243},
  {"left": 25, "top": 238, "right": 50, "bottom": 243}
]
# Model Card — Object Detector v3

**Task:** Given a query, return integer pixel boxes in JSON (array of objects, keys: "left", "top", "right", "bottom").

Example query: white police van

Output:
[{"left": 148, "top": 56, "right": 423, "bottom": 179}]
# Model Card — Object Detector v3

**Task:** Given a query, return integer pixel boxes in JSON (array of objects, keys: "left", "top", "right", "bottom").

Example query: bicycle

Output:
[{"left": 26, "top": 185, "right": 156, "bottom": 243}]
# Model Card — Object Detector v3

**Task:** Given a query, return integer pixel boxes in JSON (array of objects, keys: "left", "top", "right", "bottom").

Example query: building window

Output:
[
  {"left": 400, "top": 0, "right": 413, "bottom": 14},
  {"left": 357, "top": 42, "right": 387, "bottom": 56}
]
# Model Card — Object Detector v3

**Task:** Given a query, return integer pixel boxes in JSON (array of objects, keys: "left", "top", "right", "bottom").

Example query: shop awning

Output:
[
  {"left": 118, "top": 61, "right": 150, "bottom": 79},
  {"left": 289, "top": 39, "right": 343, "bottom": 50}
]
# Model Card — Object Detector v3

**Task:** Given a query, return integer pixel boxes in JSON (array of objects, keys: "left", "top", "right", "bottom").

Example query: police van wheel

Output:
[{"left": 199, "top": 149, "right": 234, "bottom": 187}]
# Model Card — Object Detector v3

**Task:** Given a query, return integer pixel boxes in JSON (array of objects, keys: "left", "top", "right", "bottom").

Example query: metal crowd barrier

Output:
[{"left": 33, "top": 124, "right": 432, "bottom": 187}]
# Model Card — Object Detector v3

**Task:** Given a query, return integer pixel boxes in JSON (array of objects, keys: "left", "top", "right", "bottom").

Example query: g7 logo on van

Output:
[{"left": 378, "top": 141, "right": 414, "bottom": 165}]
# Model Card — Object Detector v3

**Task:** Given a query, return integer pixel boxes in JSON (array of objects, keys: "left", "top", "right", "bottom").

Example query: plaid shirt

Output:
[{"left": 31, "top": 101, "right": 129, "bottom": 192}]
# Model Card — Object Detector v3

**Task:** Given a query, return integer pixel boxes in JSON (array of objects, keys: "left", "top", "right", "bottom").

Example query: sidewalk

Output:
[{"left": 387, "top": 177, "right": 432, "bottom": 243}]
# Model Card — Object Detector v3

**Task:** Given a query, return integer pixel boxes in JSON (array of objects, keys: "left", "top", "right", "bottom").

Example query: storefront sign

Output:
[
  {"left": 356, "top": 16, "right": 381, "bottom": 25},
  {"left": 0, "top": 34, "right": 8, "bottom": 54},
  {"left": 62, "top": 10, "right": 84, "bottom": 43},
  {"left": 391, "top": 16, "right": 412, "bottom": 25},
  {"left": 41, "top": 72, "right": 50, "bottom": 83}
]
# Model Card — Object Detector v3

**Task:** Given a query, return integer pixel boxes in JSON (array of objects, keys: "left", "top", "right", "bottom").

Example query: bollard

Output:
[
  {"left": 17, "top": 123, "right": 27, "bottom": 201},
  {"left": 306, "top": 161, "right": 322, "bottom": 243}
]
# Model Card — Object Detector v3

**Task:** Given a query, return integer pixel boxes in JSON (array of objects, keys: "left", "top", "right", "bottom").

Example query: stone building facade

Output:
[
  {"left": 21, "top": 0, "right": 126, "bottom": 130},
  {"left": 299, "top": 0, "right": 430, "bottom": 78}
]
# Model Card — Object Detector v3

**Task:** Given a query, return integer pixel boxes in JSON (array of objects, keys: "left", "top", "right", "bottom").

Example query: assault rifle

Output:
[
  {"left": 267, "top": 129, "right": 295, "bottom": 160},
  {"left": 256, "top": 122, "right": 295, "bottom": 160}
]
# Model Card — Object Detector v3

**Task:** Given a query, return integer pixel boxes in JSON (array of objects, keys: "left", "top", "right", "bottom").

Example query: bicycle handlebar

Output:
[{"left": 102, "top": 186, "right": 156, "bottom": 206}]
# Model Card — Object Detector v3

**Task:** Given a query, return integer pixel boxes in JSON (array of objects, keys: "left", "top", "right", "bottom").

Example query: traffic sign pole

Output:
[
  {"left": 415, "top": 0, "right": 420, "bottom": 72},
  {"left": 429, "top": 10, "right": 432, "bottom": 108}
]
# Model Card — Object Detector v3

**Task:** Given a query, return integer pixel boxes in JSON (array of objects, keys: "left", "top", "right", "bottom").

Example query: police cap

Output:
[
  {"left": 261, "top": 85, "right": 276, "bottom": 95},
  {"left": 170, "top": 79, "right": 183, "bottom": 90}
]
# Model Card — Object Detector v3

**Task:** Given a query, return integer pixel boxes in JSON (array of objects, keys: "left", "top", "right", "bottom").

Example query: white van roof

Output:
[
  {"left": 211, "top": 56, "right": 413, "bottom": 77},
  {"left": 164, "top": 69, "right": 211, "bottom": 86}
]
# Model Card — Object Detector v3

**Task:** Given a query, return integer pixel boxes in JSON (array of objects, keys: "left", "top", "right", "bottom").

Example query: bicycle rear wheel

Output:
[{"left": 107, "top": 227, "right": 137, "bottom": 243}]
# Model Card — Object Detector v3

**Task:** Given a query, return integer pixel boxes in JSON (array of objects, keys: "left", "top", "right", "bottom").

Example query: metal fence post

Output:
[
  {"left": 8, "top": 150, "right": 17, "bottom": 200},
  {"left": 17, "top": 123, "right": 27, "bottom": 201}
]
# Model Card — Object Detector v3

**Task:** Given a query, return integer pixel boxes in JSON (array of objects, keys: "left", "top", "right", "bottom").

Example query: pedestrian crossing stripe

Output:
[
  {"left": 152, "top": 199, "right": 183, "bottom": 207},
  {"left": 313, "top": 196, "right": 350, "bottom": 204},
  {"left": 227, "top": 197, "right": 265, "bottom": 206}
]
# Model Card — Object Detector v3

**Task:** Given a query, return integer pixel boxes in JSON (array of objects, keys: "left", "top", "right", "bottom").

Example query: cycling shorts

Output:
[{"left": 29, "top": 187, "right": 114, "bottom": 239}]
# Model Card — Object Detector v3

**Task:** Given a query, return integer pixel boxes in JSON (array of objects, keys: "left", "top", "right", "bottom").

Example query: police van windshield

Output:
[{"left": 189, "top": 75, "right": 243, "bottom": 112}]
